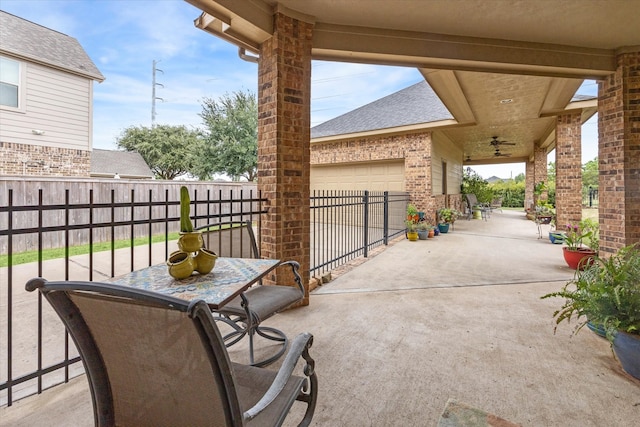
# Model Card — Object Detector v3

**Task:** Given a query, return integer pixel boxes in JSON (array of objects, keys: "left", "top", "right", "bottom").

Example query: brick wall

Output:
[
  {"left": 258, "top": 12, "right": 313, "bottom": 300},
  {"left": 555, "top": 112, "right": 583, "bottom": 227},
  {"left": 311, "top": 130, "right": 437, "bottom": 217},
  {"left": 598, "top": 51, "right": 640, "bottom": 254},
  {"left": 0, "top": 141, "right": 90, "bottom": 177}
]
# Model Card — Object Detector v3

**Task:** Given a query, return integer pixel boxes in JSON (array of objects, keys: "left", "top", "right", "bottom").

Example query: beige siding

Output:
[
  {"left": 310, "top": 160, "right": 405, "bottom": 192},
  {"left": 432, "top": 136, "right": 463, "bottom": 195},
  {"left": 0, "top": 60, "right": 91, "bottom": 150}
]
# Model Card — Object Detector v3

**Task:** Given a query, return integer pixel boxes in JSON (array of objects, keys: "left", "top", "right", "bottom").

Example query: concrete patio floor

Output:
[{"left": 2, "top": 209, "right": 639, "bottom": 426}]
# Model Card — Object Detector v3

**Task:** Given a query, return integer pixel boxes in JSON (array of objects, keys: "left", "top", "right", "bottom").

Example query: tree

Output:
[
  {"left": 116, "top": 124, "right": 203, "bottom": 180},
  {"left": 199, "top": 90, "right": 258, "bottom": 181},
  {"left": 583, "top": 157, "right": 598, "bottom": 189},
  {"left": 461, "top": 167, "right": 494, "bottom": 203},
  {"left": 547, "top": 161, "right": 556, "bottom": 183}
]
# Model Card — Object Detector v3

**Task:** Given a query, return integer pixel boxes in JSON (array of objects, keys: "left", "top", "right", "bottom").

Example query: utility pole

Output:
[{"left": 151, "top": 60, "right": 164, "bottom": 127}]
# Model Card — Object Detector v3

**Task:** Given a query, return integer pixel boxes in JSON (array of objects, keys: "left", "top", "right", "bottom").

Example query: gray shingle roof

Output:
[
  {"left": 571, "top": 93, "right": 597, "bottom": 102},
  {"left": 91, "top": 149, "right": 153, "bottom": 179},
  {"left": 0, "top": 10, "right": 104, "bottom": 81},
  {"left": 311, "top": 80, "right": 452, "bottom": 139}
]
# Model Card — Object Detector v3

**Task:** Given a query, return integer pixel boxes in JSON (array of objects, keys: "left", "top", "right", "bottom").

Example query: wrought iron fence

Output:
[
  {"left": 0, "top": 185, "right": 264, "bottom": 406},
  {"left": 583, "top": 187, "right": 599, "bottom": 207},
  {"left": 1, "top": 184, "right": 409, "bottom": 406},
  {"left": 310, "top": 190, "right": 409, "bottom": 277}
]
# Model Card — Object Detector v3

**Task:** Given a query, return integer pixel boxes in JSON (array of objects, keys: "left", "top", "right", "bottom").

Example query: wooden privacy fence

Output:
[{"left": 0, "top": 178, "right": 259, "bottom": 255}]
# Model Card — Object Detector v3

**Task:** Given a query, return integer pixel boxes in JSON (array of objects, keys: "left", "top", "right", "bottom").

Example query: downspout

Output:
[{"left": 238, "top": 47, "right": 259, "bottom": 63}]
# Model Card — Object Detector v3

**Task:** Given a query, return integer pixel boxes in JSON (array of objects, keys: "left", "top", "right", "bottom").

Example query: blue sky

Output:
[{"left": 1, "top": 0, "right": 598, "bottom": 179}]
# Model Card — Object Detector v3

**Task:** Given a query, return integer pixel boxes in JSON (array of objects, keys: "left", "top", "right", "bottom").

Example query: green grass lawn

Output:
[{"left": 0, "top": 232, "right": 180, "bottom": 268}]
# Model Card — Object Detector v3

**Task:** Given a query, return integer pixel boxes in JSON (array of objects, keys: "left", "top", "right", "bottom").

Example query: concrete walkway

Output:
[{"left": 2, "top": 209, "right": 639, "bottom": 426}]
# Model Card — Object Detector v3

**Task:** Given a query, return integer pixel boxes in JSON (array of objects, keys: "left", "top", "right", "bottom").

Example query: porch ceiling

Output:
[{"left": 185, "top": 0, "right": 634, "bottom": 166}]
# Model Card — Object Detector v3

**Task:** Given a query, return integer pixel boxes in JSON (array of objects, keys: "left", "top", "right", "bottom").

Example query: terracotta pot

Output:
[
  {"left": 428, "top": 229, "right": 435, "bottom": 238},
  {"left": 178, "top": 231, "right": 204, "bottom": 252},
  {"left": 562, "top": 247, "right": 596, "bottom": 270},
  {"left": 613, "top": 331, "right": 640, "bottom": 380}
]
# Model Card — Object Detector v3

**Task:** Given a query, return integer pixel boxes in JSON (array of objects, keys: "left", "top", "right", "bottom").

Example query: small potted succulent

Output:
[{"left": 541, "top": 245, "right": 640, "bottom": 380}]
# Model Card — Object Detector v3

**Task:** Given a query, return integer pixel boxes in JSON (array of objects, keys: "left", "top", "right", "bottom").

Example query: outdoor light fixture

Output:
[
  {"left": 32, "top": 129, "right": 45, "bottom": 135},
  {"left": 499, "top": 99, "right": 513, "bottom": 104}
]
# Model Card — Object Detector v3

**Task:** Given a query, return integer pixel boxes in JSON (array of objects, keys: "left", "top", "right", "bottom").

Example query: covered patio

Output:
[{"left": 3, "top": 210, "right": 638, "bottom": 426}]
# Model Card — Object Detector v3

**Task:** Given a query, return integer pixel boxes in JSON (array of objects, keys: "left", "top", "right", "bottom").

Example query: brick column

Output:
[
  {"left": 525, "top": 160, "right": 534, "bottom": 210},
  {"left": 404, "top": 132, "right": 433, "bottom": 215},
  {"left": 555, "top": 112, "right": 583, "bottom": 228},
  {"left": 598, "top": 50, "right": 640, "bottom": 254},
  {"left": 258, "top": 13, "right": 313, "bottom": 302}
]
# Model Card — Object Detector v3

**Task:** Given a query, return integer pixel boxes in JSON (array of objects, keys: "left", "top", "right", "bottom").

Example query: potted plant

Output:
[
  {"left": 416, "top": 221, "right": 430, "bottom": 240},
  {"left": 405, "top": 204, "right": 420, "bottom": 241},
  {"left": 405, "top": 219, "right": 419, "bottom": 241},
  {"left": 177, "top": 186, "right": 204, "bottom": 253},
  {"left": 541, "top": 245, "right": 640, "bottom": 380},
  {"left": 406, "top": 203, "right": 419, "bottom": 223},
  {"left": 437, "top": 208, "right": 458, "bottom": 233},
  {"left": 561, "top": 218, "right": 598, "bottom": 270}
]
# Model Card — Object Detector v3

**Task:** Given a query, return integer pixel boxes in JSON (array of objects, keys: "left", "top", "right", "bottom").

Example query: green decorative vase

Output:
[
  {"left": 178, "top": 231, "right": 204, "bottom": 253},
  {"left": 194, "top": 248, "right": 217, "bottom": 274},
  {"left": 166, "top": 251, "right": 195, "bottom": 280}
]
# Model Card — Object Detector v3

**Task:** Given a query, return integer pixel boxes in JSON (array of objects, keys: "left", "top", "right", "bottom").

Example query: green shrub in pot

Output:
[{"left": 541, "top": 245, "right": 640, "bottom": 379}]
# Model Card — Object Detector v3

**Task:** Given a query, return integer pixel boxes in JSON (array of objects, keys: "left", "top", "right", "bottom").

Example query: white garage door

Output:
[{"left": 310, "top": 161, "right": 405, "bottom": 192}]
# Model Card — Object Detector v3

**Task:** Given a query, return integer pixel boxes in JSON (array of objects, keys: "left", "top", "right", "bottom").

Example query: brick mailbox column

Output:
[
  {"left": 598, "top": 50, "right": 640, "bottom": 255},
  {"left": 555, "top": 112, "right": 583, "bottom": 228},
  {"left": 257, "top": 13, "right": 313, "bottom": 303}
]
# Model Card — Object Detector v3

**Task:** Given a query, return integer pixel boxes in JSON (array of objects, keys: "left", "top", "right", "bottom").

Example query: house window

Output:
[{"left": 0, "top": 56, "right": 20, "bottom": 108}]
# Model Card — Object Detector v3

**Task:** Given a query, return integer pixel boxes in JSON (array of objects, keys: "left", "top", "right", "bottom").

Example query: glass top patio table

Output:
[{"left": 109, "top": 257, "right": 280, "bottom": 309}]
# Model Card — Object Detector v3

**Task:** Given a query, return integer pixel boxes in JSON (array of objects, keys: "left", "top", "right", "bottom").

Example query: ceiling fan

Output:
[
  {"left": 489, "top": 136, "right": 516, "bottom": 147},
  {"left": 494, "top": 147, "right": 511, "bottom": 157}
]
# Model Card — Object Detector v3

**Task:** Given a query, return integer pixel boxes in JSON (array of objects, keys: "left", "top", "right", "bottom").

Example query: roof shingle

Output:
[
  {"left": 311, "top": 81, "right": 452, "bottom": 138},
  {"left": 0, "top": 10, "right": 104, "bottom": 81}
]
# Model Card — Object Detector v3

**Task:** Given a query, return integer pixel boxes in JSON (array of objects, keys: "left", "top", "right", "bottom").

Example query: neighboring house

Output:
[
  {"left": 310, "top": 80, "right": 596, "bottom": 219},
  {"left": 90, "top": 149, "right": 154, "bottom": 180},
  {"left": 0, "top": 11, "right": 104, "bottom": 177},
  {"left": 310, "top": 81, "right": 461, "bottom": 215}
]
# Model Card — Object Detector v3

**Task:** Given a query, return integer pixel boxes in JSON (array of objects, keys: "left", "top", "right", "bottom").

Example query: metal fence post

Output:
[
  {"left": 383, "top": 191, "right": 389, "bottom": 245},
  {"left": 363, "top": 190, "right": 369, "bottom": 258}
]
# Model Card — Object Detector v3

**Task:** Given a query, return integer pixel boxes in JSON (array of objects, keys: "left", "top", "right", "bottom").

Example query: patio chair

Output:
[
  {"left": 490, "top": 196, "right": 503, "bottom": 213},
  {"left": 25, "top": 278, "right": 317, "bottom": 427},
  {"left": 195, "top": 220, "right": 305, "bottom": 367},
  {"left": 464, "top": 194, "right": 490, "bottom": 221}
]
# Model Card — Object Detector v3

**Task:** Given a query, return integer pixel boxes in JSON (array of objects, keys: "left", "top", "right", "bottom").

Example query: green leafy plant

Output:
[
  {"left": 541, "top": 245, "right": 640, "bottom": 342},
  {"left": 563, "top": 219, "right": 598, "bottom": 251},
  {"left": 437, "top": 208, "right": 459, "bottom": 224},
  {"left": 416, "top": 221, "right": 431, "bottom": 231},
  {"left": 180, "top": 186, "right": 194, "bottom": 233},
  {"left": 534, "top": 180, "right": 547, "bottom": 196},
  {"left": 405, "top": 219, "right": 418, "bottom": 232}
]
